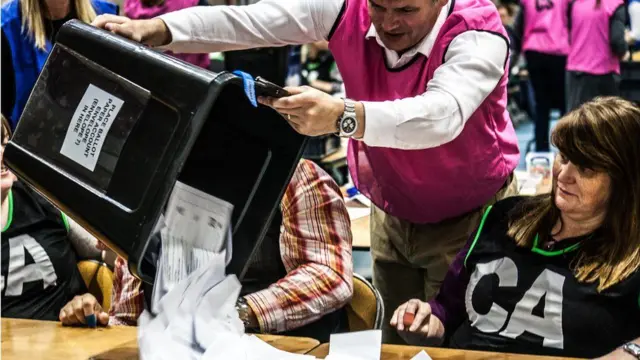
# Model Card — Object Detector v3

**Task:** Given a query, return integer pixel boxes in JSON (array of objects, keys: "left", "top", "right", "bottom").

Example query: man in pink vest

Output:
[{"left": 93, "top": 0, "right": 520, "bottom": 343}]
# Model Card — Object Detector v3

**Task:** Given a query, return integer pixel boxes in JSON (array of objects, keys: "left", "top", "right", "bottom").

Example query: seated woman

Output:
[
  {"left": 1, "top": 116, "right": 102, "bottom": 321},
  {"left": 391, "top": 97, "right": 640, "bottom": 359}
]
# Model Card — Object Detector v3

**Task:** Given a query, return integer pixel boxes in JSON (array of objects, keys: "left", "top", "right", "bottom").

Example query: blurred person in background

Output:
[
  {"left": 300, "top": 41, "right": 343, "bottom": 95},
  {"left": 566, "top": 0, "right": 628, "bottom": 110},
  {"left": 1, "top": 0, "right": 118, "bottom": 129},
  {"left": 627, "top": 0, "right": 640, "bottom": 51},
  {"left": 513, "top": 0, "right": 569, "bottom": 152},
  {"left": 124, "top": 0, "right": 210, "bottom": 69}
]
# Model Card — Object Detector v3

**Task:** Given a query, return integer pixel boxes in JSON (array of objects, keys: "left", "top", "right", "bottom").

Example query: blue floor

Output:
[{"left": 353, "top": 115, "right": 560, "bottom": 280}]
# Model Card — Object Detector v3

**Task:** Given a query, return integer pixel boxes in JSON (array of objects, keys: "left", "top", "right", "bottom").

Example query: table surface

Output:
[
  {"left": 1, "top": 318, "right": 320, "bottom": 360},
  {"left": 306, "top": 343, "right": 581, "bottom": 360},
  {"left": 350, "top": 215, "right": 371, "bottom": 249}
]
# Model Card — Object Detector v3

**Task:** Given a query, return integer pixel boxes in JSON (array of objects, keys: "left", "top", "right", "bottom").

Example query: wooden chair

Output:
[
  {"left": 345, "top": 273, "right": 384, "bottom": 331},
  {"left": 77, "top": 260, "right": 114, "bottom": 311}
]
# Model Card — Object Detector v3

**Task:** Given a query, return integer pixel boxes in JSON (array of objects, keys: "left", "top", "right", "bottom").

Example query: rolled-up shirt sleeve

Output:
[{"left": 157, "top": 0, "right": 342, "bottom": 53}]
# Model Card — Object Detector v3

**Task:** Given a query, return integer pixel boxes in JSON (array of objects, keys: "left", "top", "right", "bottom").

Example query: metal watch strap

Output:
[
  {"left": 623, "top": 342, "right": 640, "bottom": 359},
  {"left": 344, "top": 99, "right": 356, "bottom": 115},
  {"left": 235, "top": 297, "right": 254, "bottom": 329},
  {"left": 336, "top": 99, "right": 357, "bottom": 137}
]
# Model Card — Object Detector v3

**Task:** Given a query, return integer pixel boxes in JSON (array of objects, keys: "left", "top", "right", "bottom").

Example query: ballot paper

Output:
[
  {"left": 160, "top": 181, "right": 234, "bottom": 292},
  {"left": 410, "top": 350, "right": 433, "bottom": 360},
  {"left": 325, "top": 330, "right": 382, "bottom": 360}
]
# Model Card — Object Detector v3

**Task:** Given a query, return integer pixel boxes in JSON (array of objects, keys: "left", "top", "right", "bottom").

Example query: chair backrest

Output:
[
  {"left": 77, "top": 260, "right": 114, "bottom": 311},
  {"left": 345, "top": 273, "right": 384, "bottom": 331}
]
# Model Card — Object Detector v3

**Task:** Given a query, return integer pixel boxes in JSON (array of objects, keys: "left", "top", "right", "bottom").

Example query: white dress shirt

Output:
[
  {"left": 158, "top": 0, "right": 508, "bottom": 150},
  {"left": 630, "top": 2, "right": 640, "bottom": 41}
]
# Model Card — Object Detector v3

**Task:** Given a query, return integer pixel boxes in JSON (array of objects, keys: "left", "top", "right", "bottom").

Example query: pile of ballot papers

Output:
[
  {"left": 137, "top": 181, "right": 432, "bottom": 360},
  {"left": 137, "top": 181, "right": 316, "bottom": 359},
  {"left": 138, "top": 249, "right": 321, "bottom": 359}
]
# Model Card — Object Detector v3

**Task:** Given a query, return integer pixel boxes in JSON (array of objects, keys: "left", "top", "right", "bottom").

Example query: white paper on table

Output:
[
  {"left": 345, "top": 195, "right": 371, "bottom": 221},
  {"left": 410, "top": 350, "right": 433, "bottom": 360},
  {"left": 161, "top": 181, "right": 234, "bottom": 288},
  {"left": 200, "top": 333, "right": 318, "bottom": 360},
  {"left": 326, "top": 330, "right": 381, "bottom": 360},
  {"left": 352, "top": 194, "right": 371, "bottom": 207},
  {"left": 347, "top": 206, "right": 370, "bottom": 221}
]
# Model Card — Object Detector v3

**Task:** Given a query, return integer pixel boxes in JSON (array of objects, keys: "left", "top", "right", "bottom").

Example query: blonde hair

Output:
[
  {"left": 508, "top": 97, "right": 640, "bottom": 292},
  {"left": 20, "top": 0, "right": 98, "bottom": 51}
]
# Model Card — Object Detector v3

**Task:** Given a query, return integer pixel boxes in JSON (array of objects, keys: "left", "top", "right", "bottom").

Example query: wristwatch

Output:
[
  {"left": 623, "top": 342, "right": 640, "bottom": 359},
  {"left": 235, "top": 297, "right": 256, "bottom": 330},
  {"left": 336, "top": 99, "right": 358, "bottom": 138}
]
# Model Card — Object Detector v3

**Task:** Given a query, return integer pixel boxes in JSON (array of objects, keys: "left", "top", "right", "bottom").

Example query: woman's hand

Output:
[
  {"left": 59, "top": 293, "right": 109, "bottom": 327},
  {"left": 390, "top": 299, "right": 445, "bottom": 344},
  {"left": 91, "top": 14, "right": 171, "bottom": 47}
]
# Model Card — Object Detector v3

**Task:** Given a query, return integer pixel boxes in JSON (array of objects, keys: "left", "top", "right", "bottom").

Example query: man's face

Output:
[{"left": 368, "top": 0, "right": 447, "bottom": 53}]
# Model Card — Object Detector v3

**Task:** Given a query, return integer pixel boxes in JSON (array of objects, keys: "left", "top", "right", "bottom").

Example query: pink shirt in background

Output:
[
  {"left": 521, "top": 0, "right": 570, "bottom": 55},
  {"left": 124, "top": 0, "right": 211, "bottom": 69},
  {"left": 567, "top": 0, "right": 624, "bottom": 74}
]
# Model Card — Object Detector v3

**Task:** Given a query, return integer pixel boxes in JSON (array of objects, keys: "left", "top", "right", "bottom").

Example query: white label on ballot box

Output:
[
  {"left": 161, "top": 181, "right": 234, "bottom": 289},
  {"left": 60, "top": 84, "right": 124, "bottom": 171}
]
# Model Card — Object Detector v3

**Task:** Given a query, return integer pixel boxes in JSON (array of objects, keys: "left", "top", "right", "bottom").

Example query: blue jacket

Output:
[{"left": 1, "top": 0, "right": 118, "bottom": 128}]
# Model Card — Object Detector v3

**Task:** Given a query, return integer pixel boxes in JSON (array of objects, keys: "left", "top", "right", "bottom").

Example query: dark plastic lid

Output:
[{"left": 4, "top": 20, "right": 307, "bottom": 284}]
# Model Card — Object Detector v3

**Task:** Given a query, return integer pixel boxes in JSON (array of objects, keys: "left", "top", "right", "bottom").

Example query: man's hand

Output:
[
  {"left": 390, "top": 299, "right": 445, "bottom": 345},
  {"left": 59, "top": 293, "right": 109, "bottom": 327},
  {"left": 258, "top": 86, "right": 354, "bottom": 137},
  {"left": 91, "top": 14, "right": 171, "bottom": 47}
]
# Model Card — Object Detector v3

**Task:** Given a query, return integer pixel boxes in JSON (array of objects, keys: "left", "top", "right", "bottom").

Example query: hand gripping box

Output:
[{"left": 4, "top": 20, "right": 307, "bottom": 284}]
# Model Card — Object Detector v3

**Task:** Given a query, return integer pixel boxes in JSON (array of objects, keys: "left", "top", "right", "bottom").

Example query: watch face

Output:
[
  {"left": 341, "top": 117, "right": 357, "bottom": 134},
  {"left": 625, "top": 343, "right": 640, "bottom": 356}
]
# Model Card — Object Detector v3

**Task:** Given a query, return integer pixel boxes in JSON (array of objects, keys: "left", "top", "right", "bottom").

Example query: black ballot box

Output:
[{"left": 3, "top": 20, "right": 307, "bottom": 284}]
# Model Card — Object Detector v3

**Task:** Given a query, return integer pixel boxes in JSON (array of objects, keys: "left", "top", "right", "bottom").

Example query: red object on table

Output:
[{"left": 403, "top": 312, "right": 415, "bottom": 327}]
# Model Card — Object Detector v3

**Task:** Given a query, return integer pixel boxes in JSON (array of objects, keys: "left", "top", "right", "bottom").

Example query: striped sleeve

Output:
[
  {"left": 243, "top": 160, "right": 354, "bottom": 333},
  {"left": 108, "top": 257, "right": 145, "bottom": 326}
]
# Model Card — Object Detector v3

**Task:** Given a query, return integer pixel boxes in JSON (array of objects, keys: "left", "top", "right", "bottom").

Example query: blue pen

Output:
[{"left": 86, "top": 313, "right": 97, "bottom": 328}]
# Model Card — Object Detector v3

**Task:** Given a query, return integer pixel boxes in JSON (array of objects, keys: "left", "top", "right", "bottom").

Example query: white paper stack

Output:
[
  {"left": 138, "top": 250, "right": 317, "bottom": 360},
  {"left": 138, "top": 181, "right": 317, "bottom": 360}
]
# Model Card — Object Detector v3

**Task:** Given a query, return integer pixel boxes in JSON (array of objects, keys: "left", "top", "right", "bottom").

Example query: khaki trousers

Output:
[{"left": 371, "top": 175, "right": 519, "bottom": 344}]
